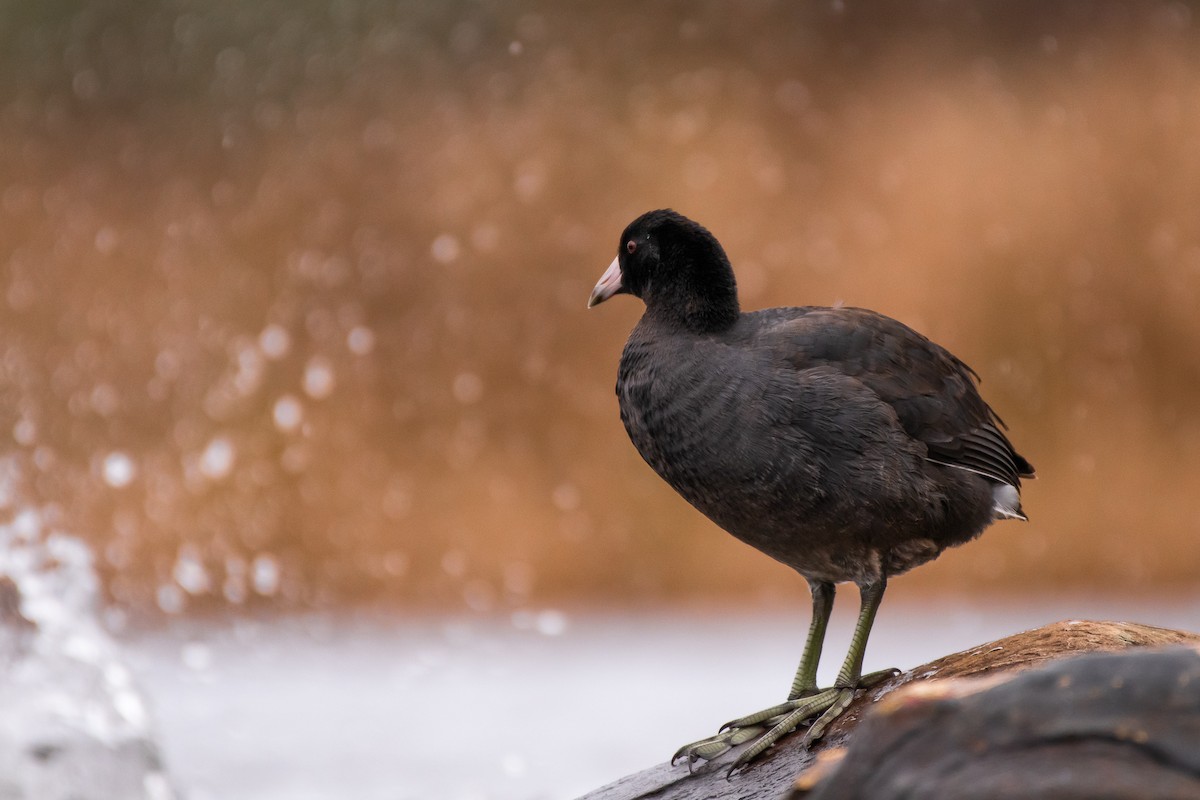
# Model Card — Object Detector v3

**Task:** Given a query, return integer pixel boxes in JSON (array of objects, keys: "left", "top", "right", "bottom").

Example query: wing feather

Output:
[{"left": 757, "top": 306, "right": 1034, "bottom": 488}]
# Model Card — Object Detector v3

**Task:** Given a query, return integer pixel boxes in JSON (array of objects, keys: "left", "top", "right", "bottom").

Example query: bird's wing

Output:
[{"left": 759, "top": 306, "right": 1034, "bottom": 487}]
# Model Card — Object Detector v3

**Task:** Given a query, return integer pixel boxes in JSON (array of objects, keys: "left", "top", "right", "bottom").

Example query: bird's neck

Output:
[
  {"left": 645, "top": 289, "right": 739, "bottom": 334},
  {"left": 645, "top": 264, "right": 740, "bottom": 334}
]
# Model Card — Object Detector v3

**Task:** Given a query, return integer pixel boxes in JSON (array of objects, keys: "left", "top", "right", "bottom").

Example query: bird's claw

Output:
[
  {"left": 671, "top": 725, "right": 765, "bottom": 770},
  {"left": 674, "top": 670, "right": 900, "bottom": 776},
  {"left": 717, "top": 702, "right": 791, "bottom": 732},
  {"left": 857, "top": 667, "right": 901, "bottom": 688}
]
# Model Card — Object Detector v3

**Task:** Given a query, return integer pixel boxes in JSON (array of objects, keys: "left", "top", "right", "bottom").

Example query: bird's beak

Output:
[{"left": 588, "top": 256, "right": 625, "bottom": 308}]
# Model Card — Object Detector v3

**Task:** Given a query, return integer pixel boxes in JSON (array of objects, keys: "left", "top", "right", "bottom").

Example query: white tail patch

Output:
[
  {"left": 991, "top": 483, "right": 1026, "bottom": 521},
  {"left": 928, "top": 458, "right": 1027, "bottom": 521}
]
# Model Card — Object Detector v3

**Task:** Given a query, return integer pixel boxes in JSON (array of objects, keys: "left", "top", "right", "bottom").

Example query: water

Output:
[
  {"left": 122, "top": 595, "right": 1200, "bottom": 800},
  {"left": 0, "top": 508, "right": 173, "bottom": 800}
]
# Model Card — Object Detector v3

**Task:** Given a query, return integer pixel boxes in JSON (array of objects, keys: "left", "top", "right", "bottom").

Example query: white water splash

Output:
[{"left": 0, "top": 499, "right": 176, "bottom": 799}]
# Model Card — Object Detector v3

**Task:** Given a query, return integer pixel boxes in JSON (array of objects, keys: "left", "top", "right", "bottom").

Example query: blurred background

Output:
[{"left": 2, "top": 1, "right": 1200, "bottom": 798}]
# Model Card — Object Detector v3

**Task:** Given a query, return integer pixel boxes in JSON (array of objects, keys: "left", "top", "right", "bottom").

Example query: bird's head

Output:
[{"left": 588, "top": 209, "right": 739, "bottom": 332}]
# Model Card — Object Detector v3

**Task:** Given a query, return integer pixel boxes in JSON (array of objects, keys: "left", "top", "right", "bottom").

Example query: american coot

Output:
[{"left": 589, "top": 210, "right": 1034, "bottom": 776}]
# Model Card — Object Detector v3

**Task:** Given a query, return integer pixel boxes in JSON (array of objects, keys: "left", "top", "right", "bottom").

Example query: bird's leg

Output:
[
  {"left": 722, "top": 579, "right": 894, "bottom": 775},
  {"left": 834, "top": 578, "right": 886, "bottom": 689},
  {"left": 672, "top": 577, "right": 898, "bottom": 777},
  {"left": 788, "top": 580, "right": 835, "bottom": 700},
  {"left": 671, "top": 581, "right": 836, "bottom": 769},
  {"left": 791, "top": 578, "right": 896, "bottom": 751}
]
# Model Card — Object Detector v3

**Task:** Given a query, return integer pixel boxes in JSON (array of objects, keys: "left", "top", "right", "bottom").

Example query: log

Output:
[{"left": 577, "top": 621, "right": 1200, "bottom": 800}]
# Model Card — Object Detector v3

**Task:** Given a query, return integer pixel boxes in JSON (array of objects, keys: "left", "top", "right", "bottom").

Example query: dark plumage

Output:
[{"left": 589, "top": 209, "right": 1034, "bottom": 773}]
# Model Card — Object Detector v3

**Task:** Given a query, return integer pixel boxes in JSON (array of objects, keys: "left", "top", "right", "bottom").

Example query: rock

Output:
[
  {"left": 577, "top": 621, "right": 1200, "bottom": 800},
  {"left": 792, "top": 643, "right": 1200, "bottom": 799},
  {"left": 0, "top": 508, "right": 177, "bottom": 800}
]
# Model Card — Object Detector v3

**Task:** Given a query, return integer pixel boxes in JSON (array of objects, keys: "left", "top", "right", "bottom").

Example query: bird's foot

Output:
[{"left": 671, "top": 668, "right": 898, "bottom": 778}]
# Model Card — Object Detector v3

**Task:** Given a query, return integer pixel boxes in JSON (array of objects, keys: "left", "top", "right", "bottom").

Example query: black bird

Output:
[{"left": 589, "top": 210, "right": 1034, "bottom": 775}]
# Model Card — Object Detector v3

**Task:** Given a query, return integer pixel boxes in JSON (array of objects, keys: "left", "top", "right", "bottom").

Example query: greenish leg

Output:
[
  {"left": 833, "top": 577, "right": 887, "bottom": 688},
  {"left": 787, "top": 580, "right": 835, "bottom": 701},
  {"left": 674, "top": 575, "right": 900, "bottom": 778},
  {"left": 787, "top": 579, "right": 892, "bottom": 756}
]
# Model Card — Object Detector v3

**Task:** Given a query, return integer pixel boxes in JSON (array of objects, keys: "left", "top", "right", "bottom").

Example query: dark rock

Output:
[{"left": 794, "top": 642, "right": 1200, "bottom": 799}]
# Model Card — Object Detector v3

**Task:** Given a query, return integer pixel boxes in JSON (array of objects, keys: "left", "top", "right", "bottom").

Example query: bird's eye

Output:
[{"left": 626, "top": 240, "right": 637, "bottom": 254}]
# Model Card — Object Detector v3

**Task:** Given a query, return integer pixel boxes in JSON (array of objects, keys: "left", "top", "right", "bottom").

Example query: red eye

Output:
[{"left": 626, "top": 240, "right": 637, "bottom": 254}]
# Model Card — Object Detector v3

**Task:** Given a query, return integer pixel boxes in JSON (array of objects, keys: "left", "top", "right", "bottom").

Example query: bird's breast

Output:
[{"left": 616, "top": 339, "right": 821, "bottom": 532}]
